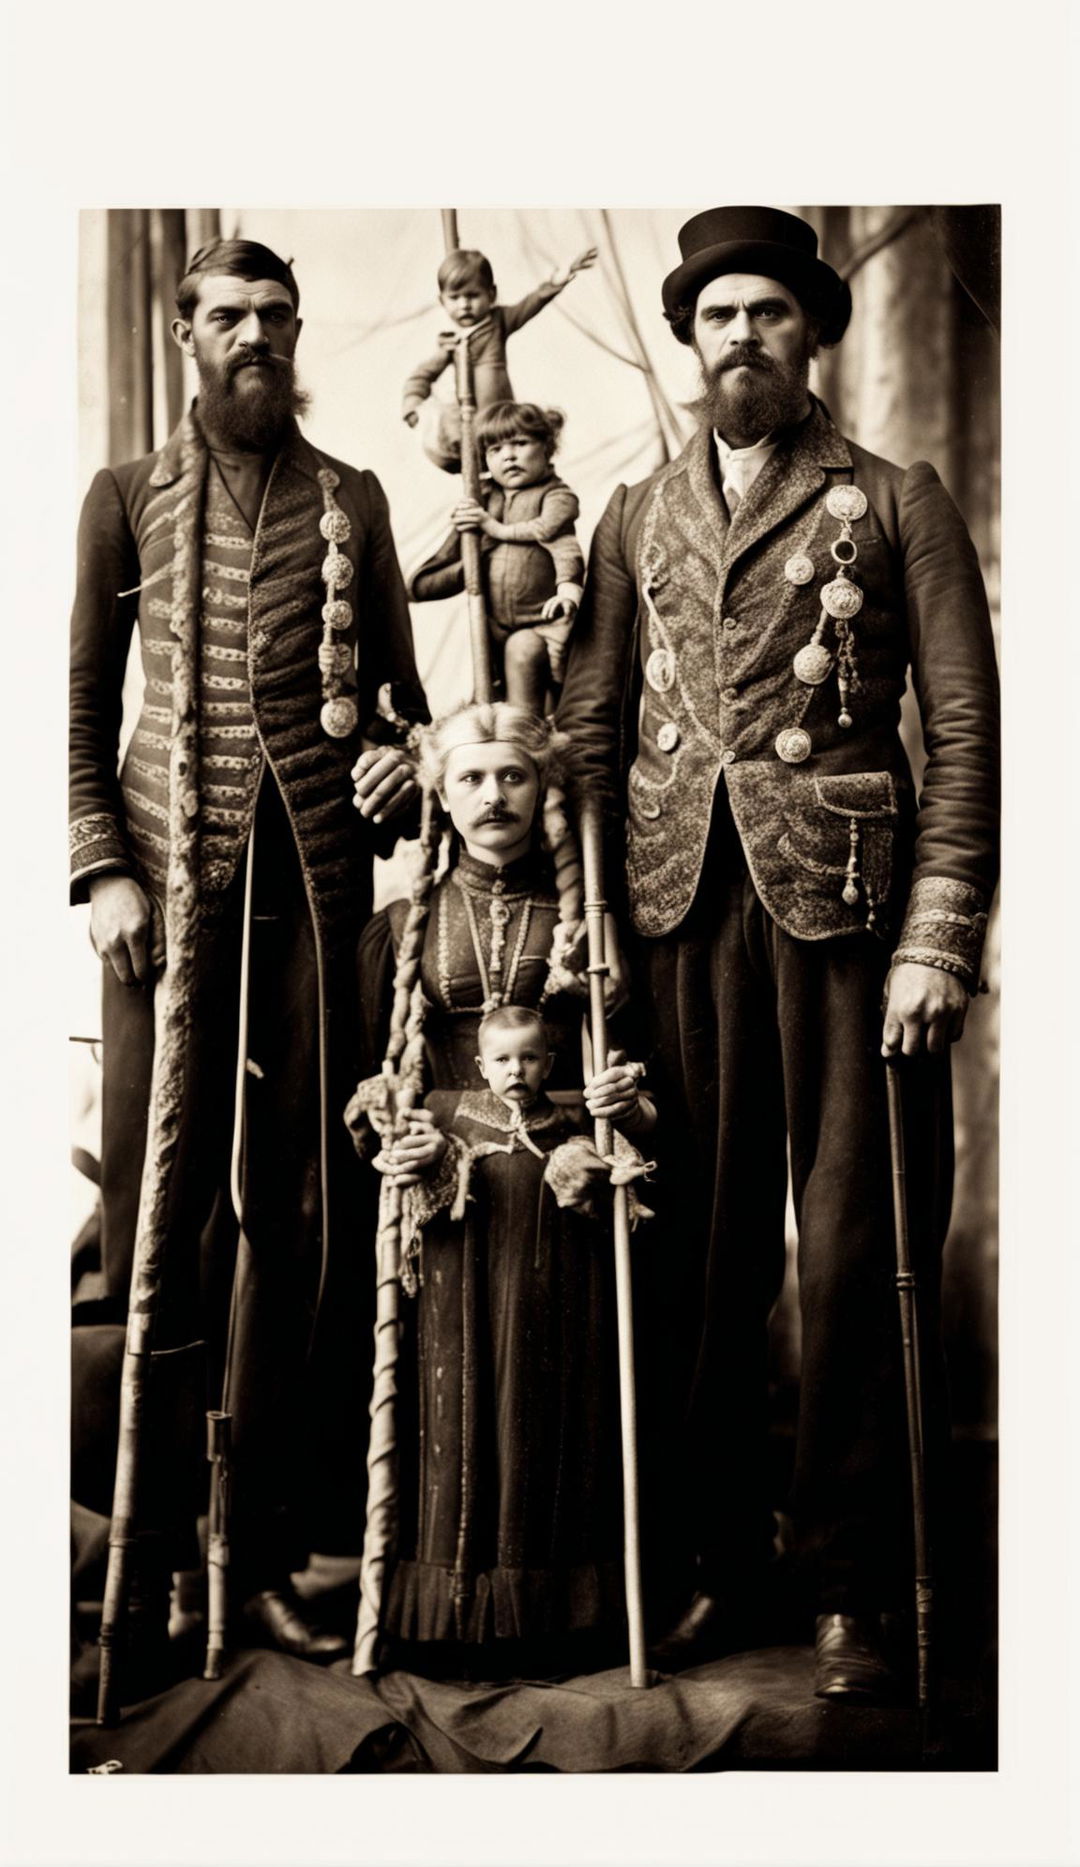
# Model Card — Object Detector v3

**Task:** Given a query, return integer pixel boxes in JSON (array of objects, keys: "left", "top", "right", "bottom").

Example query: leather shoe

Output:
[
  {"left": 814, "top": 1612, "right": 900, "bottom": 1703},
  {"left": 242, "top": 1588, "right": 349, "bottom": 1665},
  {"left": 648, "top": 1591, "right": 754, "bottom": 1672}
]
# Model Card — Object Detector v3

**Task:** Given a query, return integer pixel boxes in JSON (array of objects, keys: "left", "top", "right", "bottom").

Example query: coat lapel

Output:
[{"left": 722, "top": 400, "right": 852, "bottom": 575}]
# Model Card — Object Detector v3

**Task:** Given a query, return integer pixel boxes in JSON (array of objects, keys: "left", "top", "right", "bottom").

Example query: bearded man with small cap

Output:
[
  {"left": 70, "top": 238, "right": 428, "bottom": 1671},
  {"left": 557, "top": 206, "right": 999, "bottom": 1699}
]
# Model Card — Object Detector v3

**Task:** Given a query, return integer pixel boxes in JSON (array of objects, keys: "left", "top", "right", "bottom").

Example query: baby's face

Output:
[
  {"left": 485, "top": 434, "right": 550, "bottom": 490},
  {"left": 477, "top": 1023, "right": 552, "bottom": 1103},
  {"left": 440, "top": 284, "right": 495, "bottom": 327}
]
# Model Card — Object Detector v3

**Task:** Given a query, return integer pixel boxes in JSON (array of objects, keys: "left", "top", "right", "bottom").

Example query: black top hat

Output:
[{"left": 662, "top": 206, "right": 851, "bottom": 346}]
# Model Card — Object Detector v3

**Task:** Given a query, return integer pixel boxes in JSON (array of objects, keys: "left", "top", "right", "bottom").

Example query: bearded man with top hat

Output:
[
  {"left": 557, "top": 206, "right": 999, "bottom": 1700},
  {"left": 69, "top": 238, "right": 428, "bottom": 1674}
]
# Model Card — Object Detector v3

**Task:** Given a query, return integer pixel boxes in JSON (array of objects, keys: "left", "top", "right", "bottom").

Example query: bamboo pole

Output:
[
  {"left": 440, "top": 209, "right": 493, "bottom": 703},
  {"left": 580, "top": 801, "right": 648, "bottom": 1689},
  {"left": 884, "top": 1057, "right": 935, "bottom": 1723}
]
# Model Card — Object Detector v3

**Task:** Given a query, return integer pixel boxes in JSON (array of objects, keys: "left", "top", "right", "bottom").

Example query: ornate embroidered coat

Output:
[
  {"left": 69, "top": 409, "right": 427, "bottom": 952},
  {"left": 557, "top": 403, "right": 1000, "bottom": 991}
]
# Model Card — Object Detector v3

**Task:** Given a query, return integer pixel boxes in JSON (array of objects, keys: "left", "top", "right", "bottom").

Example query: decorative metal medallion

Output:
[
  {"left": 821, "top": 576, "right": 864, "bottom": 620},
  {"left": 656, "top": 721, "right": 680, "bottom": 753},
  {"left": 793, "top": 641, "right": 833, "bottom": 685},
  {"left": 825, "top": 485, "right": 868, "bottom": 523},
  {"left": 775, "top": 727, "right": 813, "bottom": 764},
  {"left": 784, "top": 552, "right": 816, "bottom": 586},
  {"left": 320, "top": 696, "right": 359, "bottom": 738},
  {"left": 645, "top": 647, "right": 675, "bottom": 693},
  {"left": 322, "top": 599, "right": 353, "bottom": 631}
]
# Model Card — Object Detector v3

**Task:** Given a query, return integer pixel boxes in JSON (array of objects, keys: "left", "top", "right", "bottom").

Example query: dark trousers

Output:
[
  {"left": 97, "top": 777, "right": 370, "bottom": 1592},
  {"left": 637, "top": 810, "right": 952, "bottom": 1614}
]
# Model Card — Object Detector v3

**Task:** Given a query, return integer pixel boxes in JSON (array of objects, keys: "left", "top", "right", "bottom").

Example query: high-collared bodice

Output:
[{"left": 385, "top": 851, "right": 583, "bottom": 1091}]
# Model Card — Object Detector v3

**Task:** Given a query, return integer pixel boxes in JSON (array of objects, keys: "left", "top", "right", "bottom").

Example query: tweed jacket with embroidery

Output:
[
  {"left": 557, "top": 403, "right": 999, "bottom": 990},
  {"left": 70, "top": 409, "right": 427, "bottom": 951}
]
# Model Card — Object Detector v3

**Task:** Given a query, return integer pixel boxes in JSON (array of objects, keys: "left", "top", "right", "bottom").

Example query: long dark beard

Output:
[
  {"left": 696, "top": 347, "right": 811, "bottom": 445},
  {"left": 196, "top": 351, "right": 311, "bottom": 451}
]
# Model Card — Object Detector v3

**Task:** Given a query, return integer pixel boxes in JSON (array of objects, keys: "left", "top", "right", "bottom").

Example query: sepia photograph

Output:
[{"left": 65, "top": 202, "right": 1001, "bottom": 1775}]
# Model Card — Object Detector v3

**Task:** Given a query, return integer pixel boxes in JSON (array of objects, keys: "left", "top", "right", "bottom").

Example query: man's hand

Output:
[
  {"left": 882, "top": 961, "right": 969, "bottom": 1057},
  {"left": 351, "top": 747, "right": 419, "bottom": 825},
  {"left": 89, "top": 873, "right": 157, "bottom": 986},
  {"left": 374, "top": 1109, "right": 447, "bottom": 1187}
]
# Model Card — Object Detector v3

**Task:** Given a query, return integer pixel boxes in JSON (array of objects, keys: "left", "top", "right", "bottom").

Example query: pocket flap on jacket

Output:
[{"left": 813, "top": 770, "right": 897, "bottom": 820}]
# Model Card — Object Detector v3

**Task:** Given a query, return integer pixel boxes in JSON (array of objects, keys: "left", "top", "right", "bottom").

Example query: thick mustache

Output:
[
  {"left": 719, "top": 350, "right": 774, "bottom": 373},
  {"left": 229, "top": 352, "right": 291, "bottom": 376},
  {"left": 475, "top": 808, "right": 517, "bottom": 824}
]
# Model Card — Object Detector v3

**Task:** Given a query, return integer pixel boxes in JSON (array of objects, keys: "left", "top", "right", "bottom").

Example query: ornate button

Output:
[
  {"left": 784, "top": 553, "right": 816, "bottom": 585},
  {"left": 826, "top": 485, "right": 868, "bottom": 523},
  {"left": 656, "top": 721, "right": 680, "bottom": 753},
  {"left": 321, "top": 551, "right": 353, "bottom": 591},
  {"left": 721, "top": 747, "right": 736, "bottom": 767},
  {"left": 322, "top": 599, "right": 353, "bottom": 631},
  {"left": 637, "top": 797, "right": 661, "bottom": 820},
  {"left": 793, "top": 642, "right": 833, "bottom": 685},
  {"left": 722, "top": 615, "right": 738, "bottom": 632},
  {"left": 321, "top": 695, "right": 359, "bottom": 738},
  {"left": 821, "top": 576, "right": 864, "bottom": 620},
  {"left": 319, "top": 508, "right": 351, "bottom": 544},
  {"left": 720, "top": 685, "right": 739, "bottom": 704},
  {"left": 775, "top": 727, "right": 812, "bottom": 764},
  {"left": 645, "top": 648, "right": 675, "bottom": 693}
]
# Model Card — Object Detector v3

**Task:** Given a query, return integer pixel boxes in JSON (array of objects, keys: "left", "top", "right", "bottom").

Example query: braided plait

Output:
[
  {"left": 540, "top": 782, "right": 587, "bottom": 1004},
  {"left": 384, "top": 788, "right": 444, "bottom": 1077}
]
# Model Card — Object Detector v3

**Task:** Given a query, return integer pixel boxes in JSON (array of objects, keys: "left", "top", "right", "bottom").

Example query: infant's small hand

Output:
[
  {"left": 541, "top": 595, "right": 577, "bottom": 622},
  {"left": 403, "top": 409, "right": 419, "bottom": 428}
]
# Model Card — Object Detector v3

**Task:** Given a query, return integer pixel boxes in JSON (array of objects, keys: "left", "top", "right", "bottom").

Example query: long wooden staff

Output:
[
  {"left": 580, "top": 800, "right": 648, "bottom": 1688},
  {"left": 352, "top": 792, "right": 439, "bottom": 1675},
  {"left": 441, "top": 207, "right": 493, "bottom": 704},
  {"left": 884, "top": 1055, "right": 936, "bottom": 1722},
  {"left": 96, "top": 473, "right": 202, "bottom": 1727}
]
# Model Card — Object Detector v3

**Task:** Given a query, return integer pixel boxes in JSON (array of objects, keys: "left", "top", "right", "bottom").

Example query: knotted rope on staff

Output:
[
  {"left": 97, "top": 446, "right": 204, "bottom": 1726},
  {"left": 350, "top": 789, "right": 439, "bottom": 1676},
  {"left": 580, "top": 798, "right": 649, "bottom": 1689}
]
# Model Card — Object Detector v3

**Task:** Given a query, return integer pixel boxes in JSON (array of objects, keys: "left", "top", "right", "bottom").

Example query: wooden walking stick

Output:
[
  {"left": 352, "top": 793, "right": 439, "bottom": 1675},
  {"left": 884, "top": 1054, "right": 936, "bottom": 1720},
  {"left": 440, "top": 207, "right": 493, "bottom": 704},
  {"left": 580, "top": 800, "right": 649, "bottom": 1689},
  {"left": 202, "top": 832, "right": 257, "bottom": 1681}
]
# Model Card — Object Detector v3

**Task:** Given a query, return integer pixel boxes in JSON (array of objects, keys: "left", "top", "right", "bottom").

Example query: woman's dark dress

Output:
[{"left": 355, "top": 849, "right": 626, "bottom": 1649}]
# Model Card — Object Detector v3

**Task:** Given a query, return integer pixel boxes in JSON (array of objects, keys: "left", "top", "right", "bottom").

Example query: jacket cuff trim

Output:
[
  {"left": 893, "top": 875, "right": 989, "bottom": 993},
  {"left": 70, "top": 813, "right": 128, "bottom": 886}
]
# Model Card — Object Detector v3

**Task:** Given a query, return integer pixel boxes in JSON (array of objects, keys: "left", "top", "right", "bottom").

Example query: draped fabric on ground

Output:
[{"left": 69, "top": 1645, "right": 993, "bottom": 1774}]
